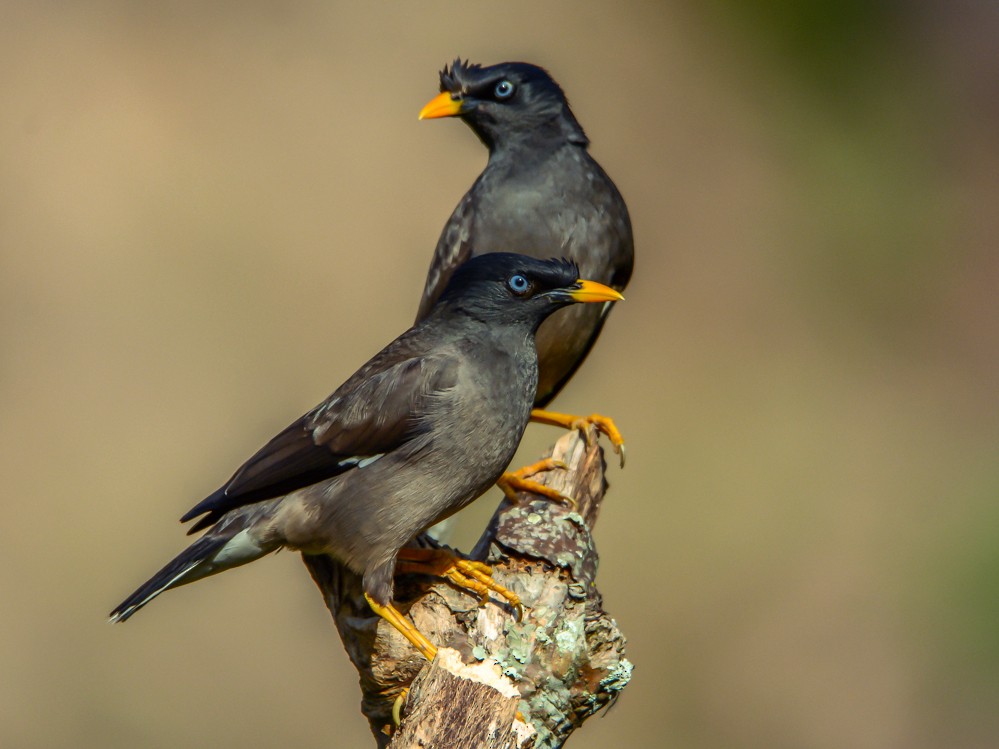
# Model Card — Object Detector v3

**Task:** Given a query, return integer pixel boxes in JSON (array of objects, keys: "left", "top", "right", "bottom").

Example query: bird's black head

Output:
[
  {"left": 419, "top": 59, "right": 588, "bottom": 151},
  {"left": 435, "top": 253, "right": 622, "bottom": 332}
]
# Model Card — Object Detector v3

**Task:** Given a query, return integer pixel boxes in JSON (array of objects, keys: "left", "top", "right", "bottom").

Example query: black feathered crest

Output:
[
  {"left": 439, "top": 58, "right": 481, "bottom": 94},
  {"left": 440, "top": 59, "right": 564, "bottom": 98},
  {"left": 538, "top": 256, "right": 580, "bottom": 285}
]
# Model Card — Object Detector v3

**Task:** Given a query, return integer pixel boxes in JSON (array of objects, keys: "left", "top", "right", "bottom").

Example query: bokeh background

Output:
[{"left": 2, "top": 2, "right": 997, "bottom": 747}]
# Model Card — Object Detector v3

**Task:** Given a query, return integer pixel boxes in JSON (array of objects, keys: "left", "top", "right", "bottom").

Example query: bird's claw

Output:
[
  {"left": 531, "top": 409, "right": 626, "bottom": 468},
  {"left": 572, "top": 414, "right": 625, "bottom": 467},
  {"left": 444, "top": 558, "right": 524, "bottom": 620},
  {"left": 396, "top": 549, "right": 525, "bottom": 620},
  {"left": 497, "top": 459, "right": 576, "bottom": 508}
]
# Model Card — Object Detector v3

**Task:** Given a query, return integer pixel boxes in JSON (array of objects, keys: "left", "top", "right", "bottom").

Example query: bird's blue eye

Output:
[
  {"left": 508, "top": 274, "right": 530, "bottom": 294},
  {"left": 494, "top": 80, "right": 515, "bottom": 99}
]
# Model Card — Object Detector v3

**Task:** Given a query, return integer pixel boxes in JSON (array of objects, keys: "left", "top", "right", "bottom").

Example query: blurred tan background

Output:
[{"left": 2, "top": 1, "right": 997, "bottom": 747}]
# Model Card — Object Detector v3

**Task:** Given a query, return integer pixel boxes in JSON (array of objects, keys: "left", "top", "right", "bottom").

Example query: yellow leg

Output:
[
  {"left": 364, "top": 593, "right": 438, "bottom": 661},
  {"left": 392, "top": 688, "right": 409, "bottom": 726},
  {"left": 530, "top": 409, "right": 626, "bottom": 467},
  {"left": 396, "top": 547, "right": 524, "bottom": 621}
]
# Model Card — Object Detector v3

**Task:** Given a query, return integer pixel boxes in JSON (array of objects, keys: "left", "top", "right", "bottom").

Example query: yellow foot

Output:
[
  {"left": 396, "top": 547, "right": 524, "bottom": 621},
  {"left": 497, "top": 458, "right": 576, "bottom": 508},
  {"left": 530, "top": 408, "right": 626, "bottom": 467},
  {"left": 392, "top": 687, "right": 410, "bottom": 726},
  {"left": 364, "top": 593, "right": 438, "bottom": 661}
]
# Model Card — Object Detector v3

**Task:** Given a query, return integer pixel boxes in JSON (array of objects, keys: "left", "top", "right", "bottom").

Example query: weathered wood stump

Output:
[{"left": 303, "top": 426, "right": 632, "bottom": 748}]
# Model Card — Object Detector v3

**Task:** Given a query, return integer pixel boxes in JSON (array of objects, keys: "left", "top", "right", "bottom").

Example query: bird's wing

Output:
[
  {"left": 415, "top": 193, "right": 476, "bottom": 321},
  {"left": 180, "top": 349, "right": 457, "bottom": 532}
]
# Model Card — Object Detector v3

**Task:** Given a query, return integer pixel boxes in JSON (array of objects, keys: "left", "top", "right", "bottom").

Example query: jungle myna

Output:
[
  {"left": 110, "top": 253, "right": 623, "bottom": 660},
  {"left": 419, "top": 60, "right": 634, "bottom": 499}
]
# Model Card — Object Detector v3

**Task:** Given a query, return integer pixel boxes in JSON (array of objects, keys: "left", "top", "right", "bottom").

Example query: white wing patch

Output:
[
  {"left": 336, "top": 453, "right": 386, "bottom": 470},
  {"left": 211, "top": 529, "right": 264, "bottom": 566}
]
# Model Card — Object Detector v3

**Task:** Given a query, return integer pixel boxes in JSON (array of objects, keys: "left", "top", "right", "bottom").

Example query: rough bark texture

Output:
[
  {"left": 302, "top": 427, "right": 632, "bottom": 748},
  {"left": 387, "top": 648, "right": 524, "bottom": 749}
]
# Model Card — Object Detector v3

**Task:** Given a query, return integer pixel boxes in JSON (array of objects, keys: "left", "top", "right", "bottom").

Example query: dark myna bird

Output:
[
  {"left": 110, "top": 253, "right": 622, "bottom": 660},
  {"left": 418, "top": 60, "right": 634, "bottom": 500}
]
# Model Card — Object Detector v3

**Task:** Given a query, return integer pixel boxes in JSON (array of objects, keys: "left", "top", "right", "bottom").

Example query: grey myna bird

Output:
[
  {"left": 418, "top": 60, "right": 634, "bottom": 500},
  {"left": 110, "top": 253, "right": 622, "bottom": 660}
]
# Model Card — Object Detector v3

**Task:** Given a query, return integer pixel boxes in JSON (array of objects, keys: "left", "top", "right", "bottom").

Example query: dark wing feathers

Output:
[
  {"left": 180, "top": 416, "right": 343, "bottom": 533},
  {"left": 415, "top": 193, "right": 476, "bottom": 321},
  {"left": 311, "top": 357, "right": 426, "bottom": 454},
  {"left": 181, "top": 348, "right": 457, "bottom": 532}
]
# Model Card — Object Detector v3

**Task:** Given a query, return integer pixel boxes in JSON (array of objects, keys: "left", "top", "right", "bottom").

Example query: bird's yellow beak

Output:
[
  {"left": 568, "top": 279, "right": 625, "bottom": 304},
  {"left": 419, "top": 91, "right": 464, "bottom": 120}
]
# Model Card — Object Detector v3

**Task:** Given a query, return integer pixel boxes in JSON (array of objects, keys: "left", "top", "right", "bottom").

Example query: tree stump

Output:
[{"left": 303, "top": 427, "right": 632, "bottom": 748}]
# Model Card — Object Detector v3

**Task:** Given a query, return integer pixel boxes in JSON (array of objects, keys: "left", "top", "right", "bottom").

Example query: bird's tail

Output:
[{"left": 109, "top": 528, "right": 269, "bottom": 623}]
